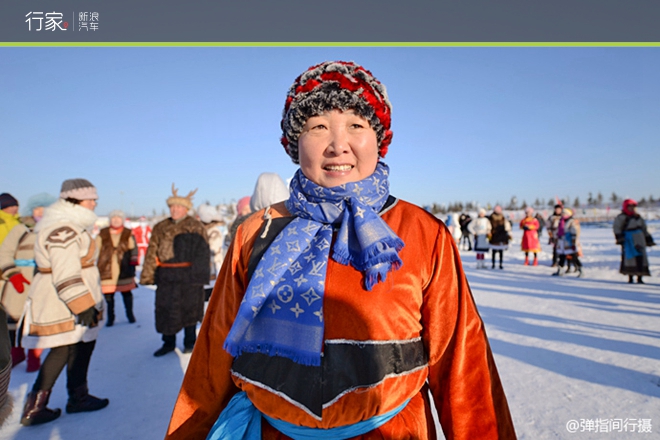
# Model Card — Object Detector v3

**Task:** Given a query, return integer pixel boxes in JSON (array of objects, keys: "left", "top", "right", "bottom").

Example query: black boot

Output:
[
  {"left": 153, "top": 345, "right": 175, "bottom": 357},
  {"left": 104, "top": 294, "right": 115, "bottom": 327},
  {"left": 20, "top": 390, "right": 61, "bottom": 426},
  {"left": 638, "top": 276, "right": 645, "bottom": 284},
  {"left": 629, "top": 275, "right": 634, "bottom": 284},
  {"left": 122, "top": 291, "right": 136, "bottom": 323},
  {"left": 154, "top": 334, "right": 176, "bottom": 357},
  {"left": 66, "top": 384, "right": 109, "bottom": 414}
]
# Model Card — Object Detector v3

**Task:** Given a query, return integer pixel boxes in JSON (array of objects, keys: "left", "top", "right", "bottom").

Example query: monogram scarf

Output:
[{"left": 223, "top": 162, "right": 403, "bottom": 366}]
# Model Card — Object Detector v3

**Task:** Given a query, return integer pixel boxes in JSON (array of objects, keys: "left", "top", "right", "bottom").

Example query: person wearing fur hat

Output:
[
  {"left": 552, "top": 208, "right": 583, "bottom": 277},
  {"left": 166, "top": 61, "right": 514, "bottom": 439},
  {"left": 613, "top": 199, "right": 655, "bottom": 283},
  {"left": 0, "top": 192, "right": 57, "bottom": 372},
  {"left": 520, "top": 207, "right": 541, "bottom": 266},
  {"left": 19, "top": 179, "right": 108, "bottom": 426},
  {"left": 95, "top": 210, "right": 138, "bottom": 326},
  {"left": 140, "top": 185, "right": 210, "bottom": 357},
  {"left": 468, "top": 208, "right": 492, "bottom": 269},
  {"left": 488, "top": 205, "right": 512, "bottom": 269}
]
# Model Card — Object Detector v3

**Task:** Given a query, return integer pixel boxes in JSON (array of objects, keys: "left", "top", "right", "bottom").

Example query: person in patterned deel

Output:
[
  {"left": 613, "top": 199, "right": 655, "bottom": 283},
  {"left": 165, "top": 61, "right": 516, "bottom": 439},
  {"left": 19, "top": 179, "right": 108, "bottom": 426}
]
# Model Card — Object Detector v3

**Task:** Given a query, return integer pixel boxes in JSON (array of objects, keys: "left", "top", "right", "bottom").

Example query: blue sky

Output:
[{"left": 1, "top": 47, "right": 658, "bottom": 217}]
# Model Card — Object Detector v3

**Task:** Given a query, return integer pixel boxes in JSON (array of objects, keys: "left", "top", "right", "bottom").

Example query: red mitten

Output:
[{"left": 9, "top": 273, "right": 30, "bottom": 293}]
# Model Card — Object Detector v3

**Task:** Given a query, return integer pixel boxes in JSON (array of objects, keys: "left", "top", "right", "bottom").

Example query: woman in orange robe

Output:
[{"left": 166, "top": 61, "right": 516, "bottom": 440}]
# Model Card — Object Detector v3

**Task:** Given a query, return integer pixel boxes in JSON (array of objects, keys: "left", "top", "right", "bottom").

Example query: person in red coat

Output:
[
  {"left": 132, "top": 216, "right": 152, "bottom": 266},
  {"left": 520, "top": 207, "right": 541, "bottom": 266}
]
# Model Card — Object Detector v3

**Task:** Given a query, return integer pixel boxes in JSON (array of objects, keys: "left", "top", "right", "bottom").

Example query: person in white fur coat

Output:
[
  {"left": 468, "top": 208, "right": 492, "bottom": 269},
  {"left": 19, "top": 178, "right": 108, "bottom": 427}
]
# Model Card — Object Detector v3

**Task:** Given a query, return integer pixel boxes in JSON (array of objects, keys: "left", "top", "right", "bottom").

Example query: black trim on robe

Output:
[{"left": 231, "top": 338, "right": 427, "bottom": 418}]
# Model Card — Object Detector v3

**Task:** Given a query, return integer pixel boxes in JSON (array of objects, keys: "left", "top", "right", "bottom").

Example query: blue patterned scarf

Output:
[{"left": 223, "top": 162, "right": 404, "bottom": 366}]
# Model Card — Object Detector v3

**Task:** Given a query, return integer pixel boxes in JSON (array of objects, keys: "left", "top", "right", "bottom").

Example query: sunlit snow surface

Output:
[{"left": 1, "top": 223, "right": 658, "bottom": 439}]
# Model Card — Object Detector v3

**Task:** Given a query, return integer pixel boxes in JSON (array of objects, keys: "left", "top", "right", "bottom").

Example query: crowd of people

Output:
[
  {"left": 0, "top": 59, "right": 655, "bottom": 437},
  {"left": 450, "top": 200, "right": 655, "bottom": 281}
]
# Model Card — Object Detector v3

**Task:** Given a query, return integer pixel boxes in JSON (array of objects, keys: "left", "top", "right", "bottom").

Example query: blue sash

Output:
[
  {"left": 207, "top": 391, "right": 409, "bottom": 440},
  {"left": 14, "top": 259, "right": 36, "bottom": 267},
  {"left": 623, "top": 230, "right": 643, "bottom": 259}
]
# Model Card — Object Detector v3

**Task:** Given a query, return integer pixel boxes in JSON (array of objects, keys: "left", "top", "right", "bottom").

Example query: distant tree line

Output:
[{"left": 428, "top": 192, "right": 657, "bottom": 215}]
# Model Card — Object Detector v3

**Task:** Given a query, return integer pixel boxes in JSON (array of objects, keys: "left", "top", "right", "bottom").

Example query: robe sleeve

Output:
[{"left": 423, "top": 226, "right": 516, "bottom": 439}]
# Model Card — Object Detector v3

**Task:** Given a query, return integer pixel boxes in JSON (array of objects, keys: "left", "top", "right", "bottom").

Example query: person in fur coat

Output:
[
  {"left": 613, "top": 199, "right": 655, "bottom": 283},
  {"left": 165, "top": 61, "right": 514, "bottom": 440},
  {"left": 0, "top": 192, "right": 57, "bottom": 372},
  {"left": 19, "top": 179, "right": 108, "bottom": 426},
  {"left": 96, "top": 210, "right": 138, "bottom": 326},
  {"left": 519, "top": 207, "right": 541, "bottom": 266},
  {"left": 488, "top": 205, "right": 512, "bottom": 269},
  {"left": 468, "top": 208, "right": 492, "bottom": 269},
  {"left": 140, "top": 185, "right": 210, "bottom": 357}
]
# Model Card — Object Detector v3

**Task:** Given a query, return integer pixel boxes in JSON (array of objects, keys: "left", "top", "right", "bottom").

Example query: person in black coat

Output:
[{"left": 140, "top": 185, "right": 210, "bottom": 357}]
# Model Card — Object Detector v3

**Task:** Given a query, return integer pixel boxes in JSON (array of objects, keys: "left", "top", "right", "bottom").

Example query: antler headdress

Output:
[{"left": 166, "top": 183, "right": 197, "bottom": 210}]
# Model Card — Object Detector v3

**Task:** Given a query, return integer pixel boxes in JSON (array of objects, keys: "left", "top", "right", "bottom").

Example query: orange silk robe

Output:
[{"left": 166, "top": 199, "right": 516, "bottom": 440}]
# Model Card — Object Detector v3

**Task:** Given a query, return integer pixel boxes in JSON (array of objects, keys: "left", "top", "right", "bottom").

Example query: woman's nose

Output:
[{"left": 326, "top": 127, "right": 349, "bottom": 155}]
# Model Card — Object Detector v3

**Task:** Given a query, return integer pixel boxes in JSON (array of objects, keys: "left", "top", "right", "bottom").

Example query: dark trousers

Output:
[
  {"left": 491, "top": 249, "right": 503, "bottom": 267},
  {"left": 460, "top": 233, "right": 472, "bottom": 250},
  {"left": 104, "top": 291, "right": 134, "bottom": 319},
  {"left": 33, "top": 340, "right": 96, "bottom": 393},
  {"left": 162, "top": 326, "right": 197, "bottom": 350}
]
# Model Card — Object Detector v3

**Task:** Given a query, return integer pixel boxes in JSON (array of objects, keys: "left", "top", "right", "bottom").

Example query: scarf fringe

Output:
[
  {"left": 364, "top": 259, "right": 403, "bottom": 291},
  {"left": 332, "top": 237, "right": 404, "bottom": 269},
  {"left": 223, "top": 341, "right": 321, "bottom": 367}
]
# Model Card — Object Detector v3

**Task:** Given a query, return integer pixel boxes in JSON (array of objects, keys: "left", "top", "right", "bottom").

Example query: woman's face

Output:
[
  {"left": 80, "top": 199, "right": 97, "bottom": 211},
  {"left": 110, "top": 216, "right": 124, "bottom": 228},
  {"left": 297, "top": 109, "right": 379, "bottom": 188}
]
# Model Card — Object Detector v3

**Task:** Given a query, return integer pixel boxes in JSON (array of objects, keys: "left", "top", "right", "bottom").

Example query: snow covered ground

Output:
[{"left": 1, "top": 224, "right": 658, "bottom": 439}]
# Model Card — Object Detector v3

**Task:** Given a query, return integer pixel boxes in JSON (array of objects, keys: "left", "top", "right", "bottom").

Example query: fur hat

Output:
[
  {"left": 108, "top": 210, "right": 126, "bottom": 222},
  {"left": 0, "top": 193, "right": 18, "bottom": 210},
  {"left": 166, "top": 184, "right": 196, "bottom": 210},
  {"left": 60, "top": 178, "right": 98, "bottom": 200},
  {"left": 478, "top": 208, "right": 486, "bottom": 216},
  {"left": 280, "top": 61, "right": 393, "bottom": 164},
  {"left": 562, "top": 208, "right": 573, "bottom": 217},
  {"left": 23, "top": 193, "right": 57, "bottom": 216}
]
